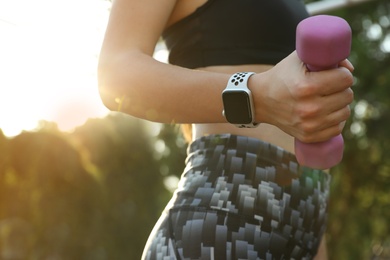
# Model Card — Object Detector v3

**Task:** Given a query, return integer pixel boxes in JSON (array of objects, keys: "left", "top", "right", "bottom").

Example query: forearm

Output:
[
  {"left": 98, "top": 50, "right": 231, "bottom": 124},
  {"left": 98, "top": 50, "right": 353, "bottom": 143}
]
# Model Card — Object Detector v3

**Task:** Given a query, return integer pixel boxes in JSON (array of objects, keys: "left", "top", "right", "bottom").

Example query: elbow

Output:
[
  {"left": 98, "top": 82, "right": 118, "bottom": 112},
  {"left": 97, "top": 61, "right": 142, "bottom": 118},
  {"left": 97, "top": 61, "right": 124, "bottom": 112},
  {"left": 97, "top": 51, "right": 160, "bottom": 121}
]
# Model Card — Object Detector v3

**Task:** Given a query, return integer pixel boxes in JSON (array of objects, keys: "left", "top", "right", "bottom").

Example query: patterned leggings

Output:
[{"left": 142, "top": 134, "right": 330, "bottom": 260}]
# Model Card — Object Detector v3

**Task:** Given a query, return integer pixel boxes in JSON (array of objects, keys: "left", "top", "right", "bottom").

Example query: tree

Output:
[
  {"left": 0, "top": 130, "right": 104, "bottom": 259},
  {"left": 71, "top": 113, "right": 173, "bottom": 259},
  {"left": 0, "top": 114, "right": 178, "bottom": 259},
  {"left": 321, "top": 0, "right": 390, "bottom": 258}
]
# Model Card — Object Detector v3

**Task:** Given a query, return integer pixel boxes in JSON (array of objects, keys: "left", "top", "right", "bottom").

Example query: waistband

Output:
[{"left": 187, "top": 134, "right": 301, "bottom": 172}]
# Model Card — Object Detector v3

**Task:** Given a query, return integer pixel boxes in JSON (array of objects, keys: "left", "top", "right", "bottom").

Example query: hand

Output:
[{"left": 252, "top": 51, "right": 354, "bottom": 143}]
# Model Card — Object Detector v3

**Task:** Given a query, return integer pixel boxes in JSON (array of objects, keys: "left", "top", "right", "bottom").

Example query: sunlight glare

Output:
[{"left": 0, "top": 0, "right": 111, "bottom": 136}]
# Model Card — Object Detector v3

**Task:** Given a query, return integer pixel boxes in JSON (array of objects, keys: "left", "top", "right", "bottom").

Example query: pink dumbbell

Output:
[{"left": 295, "top": 15, "right": 352, "bottom": 169}]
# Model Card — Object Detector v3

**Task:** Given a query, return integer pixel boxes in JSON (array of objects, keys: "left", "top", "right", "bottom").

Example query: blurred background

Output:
[{"left": 0, "top": 0, "right": 389, "bottom": 259}]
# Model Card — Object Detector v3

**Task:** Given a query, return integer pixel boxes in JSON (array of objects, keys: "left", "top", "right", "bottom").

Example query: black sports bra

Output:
[{"left": 162, "top": 0, "right": 309, "bottom": 69}]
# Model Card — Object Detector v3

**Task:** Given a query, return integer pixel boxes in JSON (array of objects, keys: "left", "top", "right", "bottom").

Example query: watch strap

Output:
[
  {"left": 224, "top": 72, "right": 259, "bottom": 128},
  {"left": 226, "top": 72, "right": 255, "bottom": 89}
]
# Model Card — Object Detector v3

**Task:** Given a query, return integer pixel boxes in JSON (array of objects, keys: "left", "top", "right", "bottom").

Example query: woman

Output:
[{"left": 98, "top": 0, "right": 354, "bottom": 259}]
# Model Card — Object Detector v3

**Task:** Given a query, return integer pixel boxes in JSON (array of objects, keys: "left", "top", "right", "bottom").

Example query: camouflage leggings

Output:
[{"left": 142, "top": 134, "right": 330, "bottom": 260}]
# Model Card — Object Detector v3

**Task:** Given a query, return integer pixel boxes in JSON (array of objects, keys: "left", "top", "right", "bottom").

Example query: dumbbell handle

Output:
[{"left": 295, "top": 15, "right": 352, "bottom": 169}]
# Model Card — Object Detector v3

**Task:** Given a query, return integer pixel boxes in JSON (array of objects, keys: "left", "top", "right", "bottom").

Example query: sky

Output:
[{"left": 0, "top": 0, "right": 112, "bottom": 136}]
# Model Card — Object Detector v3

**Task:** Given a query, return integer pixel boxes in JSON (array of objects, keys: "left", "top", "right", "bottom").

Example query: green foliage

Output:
[
  {"left": 71, "top": 113, "right": 174, "bottom": 259},
  {"left": 0, "top": 130, "right": 104, "bottom": 259},
  {"left": 325, "top": 0, "right": 390, "bottom": 258},
  {"left": 0, "top": 114, "right": 175, "bottom": 259},
  {"left": 152, "top": 124, "right": 187, "bottom": 181}
]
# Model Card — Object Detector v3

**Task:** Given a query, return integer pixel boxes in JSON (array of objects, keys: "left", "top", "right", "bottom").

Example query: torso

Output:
[
  {"left": 166, "top": 0, "right": 295, "bottom": 153},
  {"left": 162, "top": 2, "right": 327, "bottom": 258}
]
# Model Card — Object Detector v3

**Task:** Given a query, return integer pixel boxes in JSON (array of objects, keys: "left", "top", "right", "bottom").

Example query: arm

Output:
[
  {"left": 98, "top": 0, "right": 230, "bottom": 124},
  {"left": 97, "top": 0, "right": 354, "bottom": 142}
]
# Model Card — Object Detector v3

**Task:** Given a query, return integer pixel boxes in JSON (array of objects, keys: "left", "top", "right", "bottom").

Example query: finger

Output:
[
  {"left": 339, "top": 59, "right": 354, "bottom": 73},
  {"left": 312, "top": 67, "right": 354, "bottom": 96},
  {"left": 339, "top": 120, "right": 347, "bottom": 131},
  {"left": 324, "top": 106, "right": 351, "bottom": 129},
  {"left": 323, "top": 88, "right": 354, "bottom": 113},
  {"left": 298, "top": 104, "right": 350, "bottom": 140},
  {"left": 299, "top": 121, "right": 346, "bottom": 143},
  {"left": 311, "top": 103, "right": 350, "bottom": 132},
  {"left": 339, "top": 59, "right": 354, "bottom": 72}
]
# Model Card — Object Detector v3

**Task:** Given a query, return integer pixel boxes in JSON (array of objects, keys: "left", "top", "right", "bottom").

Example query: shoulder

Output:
[{"left": 103, "top": 0, "right": 179, "bottom": 54}]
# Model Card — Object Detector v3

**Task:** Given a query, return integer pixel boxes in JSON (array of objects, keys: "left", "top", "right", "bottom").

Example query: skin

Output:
[{"left": 98, "top": 0, "right": 354, "bottom": 258}]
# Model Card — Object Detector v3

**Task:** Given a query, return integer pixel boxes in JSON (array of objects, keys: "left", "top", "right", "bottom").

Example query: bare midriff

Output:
[
  {"left": 166, "top": 2, "right": 327, "bottom": 258},
  {"left": 193, "top": 64, "right": 295, "bottom": 154}
]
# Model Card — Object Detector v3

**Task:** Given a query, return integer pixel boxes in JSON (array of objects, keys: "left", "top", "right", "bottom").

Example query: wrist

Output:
[
  {"left": 222, "top": 72, "right": 259, "bottom": 128},
  {"left": 247, "top": 72, "right": 270, "bottom": 124}
]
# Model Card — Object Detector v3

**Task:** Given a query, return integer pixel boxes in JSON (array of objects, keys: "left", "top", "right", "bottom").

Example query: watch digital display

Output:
[{"left": 222, "top": 91, "right": 253, "bottom": 124}]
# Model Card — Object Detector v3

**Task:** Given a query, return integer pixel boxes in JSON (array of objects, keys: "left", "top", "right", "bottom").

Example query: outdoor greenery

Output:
[
  {"left": 0, "top": 114, "right": 186, "bottom": 259},
  {"left": 325, "top": 1, "right": 390, "bottom": 259},
  {"left": 0, "top": 0, "right": 389, "bottom": 259}
]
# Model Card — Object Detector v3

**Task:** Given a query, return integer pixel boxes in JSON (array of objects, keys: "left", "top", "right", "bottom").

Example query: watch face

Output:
[{"left": 222, "top": 91, "right": 253, "bottom": 124}]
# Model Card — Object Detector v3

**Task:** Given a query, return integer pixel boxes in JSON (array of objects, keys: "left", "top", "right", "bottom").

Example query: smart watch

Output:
[{"left": 222, "top": 72, "right": 259, "bottom": 128}]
